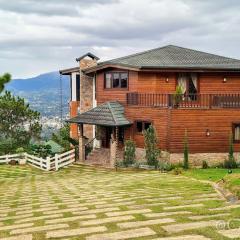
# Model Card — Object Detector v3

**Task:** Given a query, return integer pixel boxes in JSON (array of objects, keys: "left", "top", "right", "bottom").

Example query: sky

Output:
[{"left": 0, "top": 0, "right": 240, "bottom": 78}]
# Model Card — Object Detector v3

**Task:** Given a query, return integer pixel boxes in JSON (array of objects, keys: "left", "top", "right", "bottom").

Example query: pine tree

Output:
[
  {"left": 0, "top": 73, "right": 11, "bottom": 93},
  {"left": 123, "top": 140, "right": 136, "bottom": 166},
  {"left": 183, "top": 129, "right": 189, "bottom": 169}
]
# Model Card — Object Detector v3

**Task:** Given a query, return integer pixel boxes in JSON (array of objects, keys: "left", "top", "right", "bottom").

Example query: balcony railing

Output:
[{"left": 126, "top": 92, "right": 240, "bottom": 109}]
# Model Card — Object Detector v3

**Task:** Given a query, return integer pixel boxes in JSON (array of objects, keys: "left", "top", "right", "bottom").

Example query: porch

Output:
[{"left": 67, "top": 101, "right": 131, "bottom": 167}]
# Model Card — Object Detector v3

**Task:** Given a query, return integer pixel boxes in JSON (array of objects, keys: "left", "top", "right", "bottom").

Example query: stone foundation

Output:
[{"left": 134, "top": 148, "right": 240, "bottom": 167}]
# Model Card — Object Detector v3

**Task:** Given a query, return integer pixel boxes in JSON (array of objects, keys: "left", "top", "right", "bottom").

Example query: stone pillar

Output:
[
  {"left": 110, "top": 127, "right": 119, "bottom": 168},
  {"left": 78, "top": 124, "right": 85, "bottom": 163}
]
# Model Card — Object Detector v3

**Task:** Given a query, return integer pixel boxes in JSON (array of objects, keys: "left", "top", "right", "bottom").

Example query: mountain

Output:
[
  {"left": 6, "top": 71, "right": 71, "bottom": 118},
  {"left": 7, "top": 71, "right": 70, "bottom": 92}
]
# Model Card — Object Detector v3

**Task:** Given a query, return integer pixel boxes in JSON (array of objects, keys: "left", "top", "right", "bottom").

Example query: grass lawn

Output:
[
  {"left": 0, "top": 164, "right": 239, "bottom": 240},
  {"left": 182, "top": 168, "right": 240, "bottom": 182}
]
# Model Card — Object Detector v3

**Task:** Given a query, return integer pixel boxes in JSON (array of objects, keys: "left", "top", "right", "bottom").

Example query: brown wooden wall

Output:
[
  {"left": 168, "top": 109, "right": 240, "bottom": 153},
  {"left": 69, "top": 101, "right": 79, "bottom": 139},
  {"left": 124, "top": 107, "right": 169, "bottom": 150}
]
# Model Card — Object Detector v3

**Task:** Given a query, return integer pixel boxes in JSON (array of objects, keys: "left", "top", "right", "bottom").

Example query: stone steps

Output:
[{"left": 85, "top": 148, "right": 110, "bottom": 165}]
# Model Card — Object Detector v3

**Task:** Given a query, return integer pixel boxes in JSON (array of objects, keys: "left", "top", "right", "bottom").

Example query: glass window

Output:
[
  {"left": 105, "top": 73, "right": 111, "bottom": 88},
  {"left": 113, "top": 73, "right": 120, "bottom": 88},
  {"left": 136, "top": 121, "right": 143, "bottom": 133},
  {"left": 144, "top": 122, "right": 151, "bottom": 130},
  {"left": 233, "top": 124, "right": 240, "bottom": 141},
  {"left": 104, "top": 72, "right": 128, "bottom": 89},
  {"left": 120, "top": 73, "right": 128, "bottom": 88},
  {"left": 136, "top": 121, "right": 152, "bottom": 133}
]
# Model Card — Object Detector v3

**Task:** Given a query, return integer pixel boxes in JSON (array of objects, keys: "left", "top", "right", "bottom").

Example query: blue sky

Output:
[{"left": 0, "top": 0, "right": 240, "bottom": 78}]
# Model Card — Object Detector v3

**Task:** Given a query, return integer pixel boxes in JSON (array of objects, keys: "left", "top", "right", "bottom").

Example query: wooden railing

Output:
[{"left": 126, "top": 93, "right": 240, "bottom": 109}]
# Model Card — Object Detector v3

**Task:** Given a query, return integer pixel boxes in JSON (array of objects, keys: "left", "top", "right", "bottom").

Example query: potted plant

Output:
[
  {"left": 95, "top": 126, "right": 102, "bottom": 148},
  {"left": 173, "top": 85, "right": 183, "bottom": 108}
]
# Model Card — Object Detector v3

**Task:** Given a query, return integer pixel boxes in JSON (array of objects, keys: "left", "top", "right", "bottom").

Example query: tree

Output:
[
  {"left": 0, "top": 73, "right": 11, "bottom": 93},
  {"left": 0, "top": 91, "right": 42, "bottom": 154},
  {"left": 183, "top": 129, "right": 189, "bottom": 169},
  {"left": 224, "top": 132, "right": 237, "bottom": 169},
  {"left": 123, "top": 140, "right": 136, "bottom": 167},
  {"left": 51, "top": 124, "right": 78, "bottom": 150},
  {"left": 144, "top": 125, "right": 160, "bottom": 169}
]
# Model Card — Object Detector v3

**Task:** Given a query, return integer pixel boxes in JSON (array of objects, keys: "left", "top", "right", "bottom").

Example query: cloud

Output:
[{"left": 0, "top": 0, "right": 239, "bottom": 78}]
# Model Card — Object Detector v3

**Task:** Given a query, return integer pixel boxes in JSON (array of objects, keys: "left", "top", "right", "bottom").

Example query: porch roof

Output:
[{"left": 66, "top": 101, "right": 132, "bottom": 127}]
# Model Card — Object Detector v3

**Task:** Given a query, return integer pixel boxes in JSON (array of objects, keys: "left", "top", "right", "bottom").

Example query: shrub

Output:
[
  {"left": 172, "top": 167, "right": 182, "bottom": 175},
  {"left": 144, "top": 125, "right": 160, "bottom": 169},
  {"left": 123, "top": 140, "right": 136, "bottom": 167},
  {"left": 202, "top": 160, "right": 209, "bottom": 169},
  {"left": 225, "top": 133, "right": 237, "bottom": 169},
  {"left": 173, "top": 85, "right": 183, "bottom": 107},
  {"left": 183, "top": 130, "right": 189, "bottom": 169}
]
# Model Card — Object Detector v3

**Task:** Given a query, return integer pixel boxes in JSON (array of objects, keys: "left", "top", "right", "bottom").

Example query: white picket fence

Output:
[{"left": 0, "top": 149, "right": 76, "bottom": 171}]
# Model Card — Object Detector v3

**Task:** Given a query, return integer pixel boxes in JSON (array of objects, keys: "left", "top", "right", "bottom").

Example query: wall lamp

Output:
[
  {"left": 206, "top": 129, "right": 210, "bottom": 137},
  {"left": 165, "top": 77, "right": 169, "bottom": 83},
  {"left": 223, "top": 77, "right": 227, "bottom": 83}
]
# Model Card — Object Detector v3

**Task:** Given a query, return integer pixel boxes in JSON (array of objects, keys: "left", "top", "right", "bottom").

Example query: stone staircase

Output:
[{"left": 85, "top": 148, "right": 111, "bottom": 166}]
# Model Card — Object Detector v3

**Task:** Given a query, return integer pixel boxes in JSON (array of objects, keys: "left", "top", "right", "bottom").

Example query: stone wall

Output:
[{"left": 134, "top": 147, "right": 240, "bottom": 167}]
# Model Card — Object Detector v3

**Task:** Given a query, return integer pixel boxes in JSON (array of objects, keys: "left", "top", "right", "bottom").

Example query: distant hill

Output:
[
  {"left": 5, "top": 72, "right": 71, "bottom": 119},
  {"left": 7, "top": 71, "right": 70, "bottom": 92}
]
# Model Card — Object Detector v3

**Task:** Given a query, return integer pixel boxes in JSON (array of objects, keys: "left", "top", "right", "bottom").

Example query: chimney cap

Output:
[{"left": 76, "top": 52, "right": 100, "bottom": 62}]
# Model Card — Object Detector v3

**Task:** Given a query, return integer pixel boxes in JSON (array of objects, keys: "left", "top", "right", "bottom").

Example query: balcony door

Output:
[{"left": 177, "top": 73, "right": 198, "bottom": 101}]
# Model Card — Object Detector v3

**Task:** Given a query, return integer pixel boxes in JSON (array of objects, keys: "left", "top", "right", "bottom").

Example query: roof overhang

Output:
[{"left": 59, "top": 67, "right": 79, "bottom": 75}]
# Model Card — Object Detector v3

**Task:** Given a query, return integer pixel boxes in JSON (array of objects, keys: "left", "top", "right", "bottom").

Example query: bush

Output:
[
  {"left": 172, "top": 167, "right": 182, "bottom": 175},
  {"left": 225, "top": 133, "right": 238, "bottom": 169},
  {"left": 123, "top": 140, "right": 136, "bottom": 167},
  {"left": 144, "top": 125, "right": 161, "bottom": 169},
  {"left": 158, "top": 161, "right": 175, "bottom": 171},
  {"left": 183, "top": 130, "right": 189, "bottom": 169},
  {"left": 202, "top": 160, "right": 209, "bottom": 169}
]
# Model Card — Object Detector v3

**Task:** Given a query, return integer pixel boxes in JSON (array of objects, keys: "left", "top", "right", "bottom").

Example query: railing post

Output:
[
  {"left": 55, "top": 154, "right": 59, "bottom": 171},
  {"left": 6, "top": 154, "right": 8, "bottom": 163},
  {"left": 46, "top": 157, "right": 50, "bottom": 171}
]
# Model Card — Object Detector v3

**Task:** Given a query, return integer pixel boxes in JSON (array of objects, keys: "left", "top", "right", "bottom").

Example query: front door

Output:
[{"left": 102, "top": 127, "right": 112, "bottom": 148}]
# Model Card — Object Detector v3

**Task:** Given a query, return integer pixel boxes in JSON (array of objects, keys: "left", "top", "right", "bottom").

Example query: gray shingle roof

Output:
[
  {"left": 66, "top": 101, "right": 132, "bottom": 127},
  {"left": 98, "top": 45, "right": 240, "bottom": 70}
]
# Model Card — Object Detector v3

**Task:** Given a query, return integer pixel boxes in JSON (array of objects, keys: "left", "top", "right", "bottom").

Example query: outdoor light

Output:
[
  {"left": 223, "top": 77, "right": 227, "bottom": 83},
  {"left": 166, "top": 77, "right": 169, "bottom": 82},
  {"left": 206, "top": 129, "right": 210, "bottom": 136}
]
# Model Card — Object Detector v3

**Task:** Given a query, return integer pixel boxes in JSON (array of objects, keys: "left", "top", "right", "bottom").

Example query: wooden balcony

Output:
[{"left": 126, "top": 92, "right": 240, "bottom": 109}]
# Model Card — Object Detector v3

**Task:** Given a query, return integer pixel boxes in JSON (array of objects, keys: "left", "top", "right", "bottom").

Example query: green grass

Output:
[{"left": 183, "top": 168, "right": 240, "bottom": 182}]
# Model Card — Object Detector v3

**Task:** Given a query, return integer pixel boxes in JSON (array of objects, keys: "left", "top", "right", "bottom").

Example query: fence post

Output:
[
  {"left": 46, "top": 157, "right": 50, "bottom": 171},
  {"left": 6, "top": 154, "right": 9, "bottom": 163},
  {"left": 55, "top": 154, "right": 59, "bottom": 171}
]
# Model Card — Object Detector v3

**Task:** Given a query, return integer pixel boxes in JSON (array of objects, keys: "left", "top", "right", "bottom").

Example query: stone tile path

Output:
[{"left": 0, "top": 165, "right": 239, "bottom": 240}]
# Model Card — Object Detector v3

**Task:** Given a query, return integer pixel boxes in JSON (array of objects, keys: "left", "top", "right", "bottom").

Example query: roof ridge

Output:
[
  {"left": 99, "top": 45, "right": 173, "bottom": 65},
  {"left": 107, "top": 102, "right": 118, "bottom": 125},
  {"left": 99, "top": 45, "right": 240, "bottom": 65},
  {"left": 169, "top": 45, "right": 240, "bottom": 62}
]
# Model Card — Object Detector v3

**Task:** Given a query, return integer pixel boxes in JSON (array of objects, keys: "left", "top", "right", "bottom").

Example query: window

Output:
[
  {"left": 177, "top": 73, "right": 198, "bottom": 100},
  {"left": 104, "top": 72, "right": 128, "bottom": 89},
  {"left": 233, "top": 123, "right": 240, "bottom": 142},
  {"left": 135, "top": 121, "right": 152, "bottom": 134},
  {"left": 76, "top": 74, "right": 80, "bottom": 101}
]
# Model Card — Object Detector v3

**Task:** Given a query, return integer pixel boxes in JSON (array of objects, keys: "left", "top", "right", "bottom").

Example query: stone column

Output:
[
  {"left": 110, "top": 127, "right": 119, "bottom": 168},
  {"left": 78, "top": 124, "right": 85, "bottom": 163}
]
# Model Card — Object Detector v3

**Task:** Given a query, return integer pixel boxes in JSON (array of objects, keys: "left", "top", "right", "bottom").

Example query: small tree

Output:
[
  {"left": 224, "top": 133, "right": 237, "bottom": 169},
  {"left": 144, "top": 125, "right": 160, "bottom": 169},
  {"left": 183, "top": 130, "right": 189, "bottom": 169},
  {"left": 123, "top": 140, "right": 136, "bottom": 167},
  {"left": 173, "top": 85, "right": 183, "bottom": 108}
]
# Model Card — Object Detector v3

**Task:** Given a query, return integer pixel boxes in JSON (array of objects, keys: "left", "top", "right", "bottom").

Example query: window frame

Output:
[
  {"left": 177, "top": 73, "right": 200, "bottom": 96},
  {"left": 104, "top": 72, "right": 129, "bottom": 90},
  {"left": 135, "top": 120, "right": 152, "bottom": 134},
  {"left": 232, "top": 123, "right": 240, "bottom": 143}
]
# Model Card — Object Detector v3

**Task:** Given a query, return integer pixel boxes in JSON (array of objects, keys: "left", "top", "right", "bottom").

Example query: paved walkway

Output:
[{"left": 0, "top": 165, "right": 239, "bottom": 240}]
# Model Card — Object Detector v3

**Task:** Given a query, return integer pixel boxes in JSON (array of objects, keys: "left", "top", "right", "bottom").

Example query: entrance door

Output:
[{"left": 102, "top": 127, "right": 112, "bottom": 148}]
